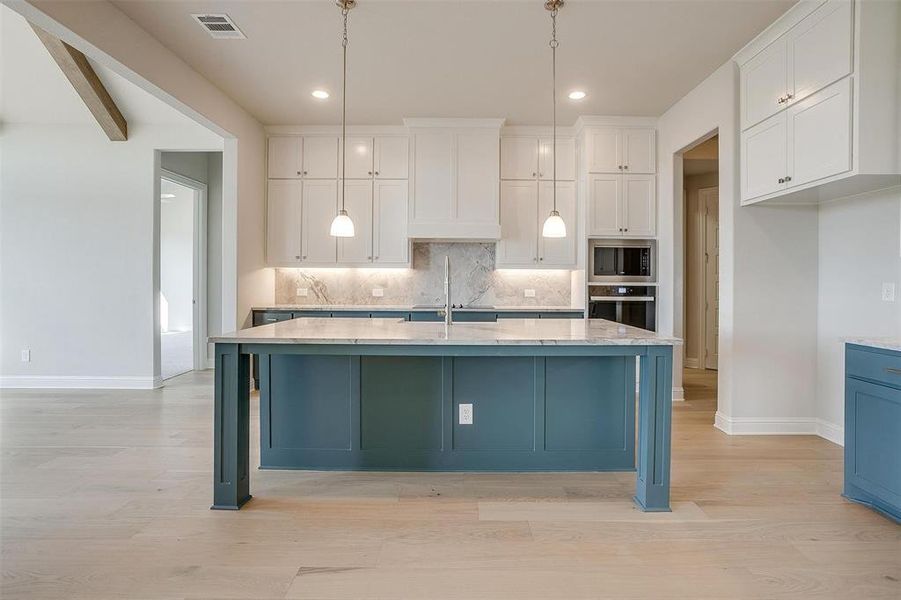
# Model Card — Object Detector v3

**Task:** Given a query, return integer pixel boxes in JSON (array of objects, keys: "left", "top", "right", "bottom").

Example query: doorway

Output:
[
  {"left": 680, "top": 134, "right": 719, "bottom": 406},
  {"left": 159, "top": 171, "right": 207, "bottom": 380}
]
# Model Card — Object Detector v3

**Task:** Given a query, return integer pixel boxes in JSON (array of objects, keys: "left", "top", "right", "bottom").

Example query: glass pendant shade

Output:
[
  {"left": 329, "top": 209, "right": 355, "bottom": 237},
  {"left": 542, "top": 210, "right": 566, "bottom": 238}
]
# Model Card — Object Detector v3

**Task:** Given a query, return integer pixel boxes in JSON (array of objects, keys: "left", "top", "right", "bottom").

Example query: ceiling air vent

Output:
[{"left": 191, "top": 14, "right": 246, "bottom": 39}]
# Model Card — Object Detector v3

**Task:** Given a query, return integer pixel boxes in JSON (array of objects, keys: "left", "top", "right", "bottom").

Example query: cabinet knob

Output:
[
  {"left": 623, "top": 165, "right": 629, "bottom": 170},
  {"left": 539, "top": 257, "right": 543, "bottom": 261},
  {"left": 295, "top": 255, "right": 301, "bottom": 259},
  {"left": 367, "top": 256, "right": 372, "bottom": 260},
  {"left": 618, "top": 165, "right": 622, "bottom": 170},
  {"left": 778, "top": 178, "right": 785, "bottom": 183},
  {"left": 374, "top": 256, "right": 379, "bottom": 260},
  {"left": 303, "top": 171, "right": 308, "bottom": 175},
  {"left": 375, "top": 171, "right": 379, "bottom": 175},
  {"left": 785, "top": 93, "right": 793, "bottom": 100},
  {"left": 532, "top": 172, "right": 537, "bottom": 177},
  {"left": 302, "top": 255, "right": 307, "bottom": 259},
  {"left": 296, "top": 171, "right": 301, "bottom": 175},
  {"left": 368, "top": 171, "right": 373, "bottom": 175},
  {"left": 784, "top": 175, "right": 792, "bottom": 182},
  {"left": 777, "top": 96, "right": 785, "bottom": 104},
  {"left": 624, "top": 228, "right": 629, "bottom": 232}
]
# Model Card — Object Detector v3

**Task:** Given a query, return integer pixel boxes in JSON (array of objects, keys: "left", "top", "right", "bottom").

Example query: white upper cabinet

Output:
[
  {"left": 737, "top": 0, "right": 897, "bottom": 205},
  {"left": 741, "top": 37, "right": 789, "bottom": 130},
  {"left": 343, "top": 137, "right": 374, "bottom": 179},
  {"left": 301, "top": 180, "right": 337, "bottom": 264},
  {"left": 586, "top": 127, "right": 655, "bottom": 174},
  {"left": 373, "top": 180, "right": 409, "bottom": 265},
  {"left": 537, "top": 181, "right": 576, "bottom": 266},
  {"left": 587, "top": 173, "right": 655, "bottom": 238},
  {"left": 266, "top": 179, "right": 302, "bottom": 264},
  {"left": 407, "top": 119, "right": 502, "bottom": 239},
  {"left": 337, "top": 180, "right": 373, "bottom": 264},
  {"left": 587, "top": 174, "right": 622, "bottom": 237},
  {"left": 374, "top": 136, "right": 409, "bottom": 179},
  {"left": 622, "top": 175, "right": 656, "bottom": 237},
  {"left": 302, "top": 137, "right": 339, "bottom": 179},
  {"left": 538, "top": 137, "right": 576, "bottom": 181},
  {"left": 501, "top": 137, "right": 540, "bottom": 180},
  {"left": 268, "top": 137, "right": 303, "bottom": 179},
  {"left": 497, "top": 180, "right": 539, "bottom": 267}
]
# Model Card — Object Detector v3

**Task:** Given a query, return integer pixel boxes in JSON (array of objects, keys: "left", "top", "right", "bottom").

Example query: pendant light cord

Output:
[
  {"left": 550, "top": 7, "right": 558, "bottom": 214},
  {"left": 340, "top": 6, "right": 349, "bottom": 212}
]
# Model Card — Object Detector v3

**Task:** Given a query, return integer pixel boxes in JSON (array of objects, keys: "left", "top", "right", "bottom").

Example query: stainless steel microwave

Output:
[{"left": 588, "top": 239, "right": 656, "bottom": 283}]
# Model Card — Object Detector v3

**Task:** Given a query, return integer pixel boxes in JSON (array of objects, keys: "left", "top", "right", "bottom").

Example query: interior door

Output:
[
  {"left": 588, "top": 128, "right": 622, "bottom": 173},
  {"left": 266, "top": 180, "right": 302, "bottom": 264},
  {"left": 622, "top": 129, "right": 656, "bottom": 174},
  {"left": 342, "top": 137, "right": 373, "bottom": 179},
  {"left": 741, "top": 36, "right": 788, "bottom": 129},
  {"left": 301, "top": 180, "right": 338, "bottom": 263},
  {"left": 337, "top": 180, "right": 373, "bottom": 264},
  {"left": 701, "top": 187, "right": 719, "bottom": 370},
  {"left": 501, "top": 137, "right": 539, "bottom": 180},
  {"left": 588, "top": 174, "right": 621, "bottom": 237},
  {"left": 787, "top": 77, "right": 851, "bottom": 189},
  {"left": 622, "top": 175, "right": 655, "bottom": 237},
  {"left": 788, "top": 0, "right": 853, "bottom": 106},
  {"left": 497, "top": 180, "right": 539, "bottom": 267},
  {"left": 268, "top": 137, "right": 302, "bottom": 179},
  {"left": 373, "top": 179, "right": 409, "bottom": 265},
  {"left": 538, "top": 137, "right": 576, "bottom": 181},
  {"left": 302, "top": 136, "right": 339, "bottom": 178},
  {"left": 374, "top": 136, "right": 409, "bottom": 179},
  {"left": 538, "top": 180, "right": 576, "bottom": 267},
  {"left": 742, "top": 112, "right": 787, "bottom": 201}
]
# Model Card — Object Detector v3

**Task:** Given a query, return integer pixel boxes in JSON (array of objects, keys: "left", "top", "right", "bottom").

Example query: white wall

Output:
[
  {"left": 657, "top": 61, "right": 820, "bottom": 433},
  {"left": 0, "top": 123, "right": 222, "bottom": 388},
  {"left": 817, "top": 186, "right": 901, "bottom": 442},
  {"left": 159, "top": 182, "right": 194, "bottom": 332}
]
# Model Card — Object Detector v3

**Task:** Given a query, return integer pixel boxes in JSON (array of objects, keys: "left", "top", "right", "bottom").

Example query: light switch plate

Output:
[
  {"left": 459, "top": 403, "right": 473, "bottom": 425},
  {"left": 524, "top": 289, "right": 536, "bottom": 298},
  {"left": 372, "top": 288, "right": 384, "bottom": 297},
  {"left": 296, "top": 287, "right": 308, "bottom": 297},
  {"left": 21, "top": 349, "right": 30, "bottom": 363},
  {"left": 882, "top": 282, "right": 896, "bottom": 302}
]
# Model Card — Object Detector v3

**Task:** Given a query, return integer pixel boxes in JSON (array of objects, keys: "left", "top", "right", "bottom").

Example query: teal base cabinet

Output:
[
  {"left": 844, "top": 344, "right": 901, "bottom": 523},
  {"left": 213, "top": 342, "right": 673, "bottom": 512}
]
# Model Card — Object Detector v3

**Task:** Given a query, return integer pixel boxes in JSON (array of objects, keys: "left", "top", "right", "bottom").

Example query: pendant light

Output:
[
  {"left": 542, "top": 0, "right": 567, "bottom": 239},
  {"left": 330, "top": 0, "right": 356, "bottom": 238}
]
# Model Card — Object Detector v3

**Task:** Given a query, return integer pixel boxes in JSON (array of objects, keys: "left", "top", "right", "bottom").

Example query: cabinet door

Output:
[
  {"left": 302, "top": 136, "right": 339, "bottom": 178},
  {"left": 787, "top": 77, "right": 851, "bottom": 189},
  {"left": 374, "top": 136, "right": 409, "bottom": 179},
  {"left": 456, "top": 132, "right": 499, "bottom": 225},
  {"left": 622, "top": 129, "right": 656, "bottom": 174},
  {"left": 501, "top": 137, "right": 539, "bottom": 180},
  {"left": 538, "top": 137, "right": 576, "bottom": 181},
  {"left": 497, "top": 181, "right": 539, "bottom": 267},
  {"left": 742, "top": 112, "right": 787, "bottom": 201},
  {"left": 538, "top": 180, "right": 576, "bottom": 267},
  {"left": 337, "top": 180, "right": 373, "bottom": 264},
  {"left": 789, "top": 0, "right": 853, "bottom": 105},
  {"left": 587, "top": 128, "right": 622, "bottom": 173},
  {"left": 741, "top": 37, "right": 788, "bottom": 129},
  {"left": 301, "top": 180, "right": 337, "bottom": 263},
  {"left": 587, "top": 174, "right": 622, "bottom": 237},
  {"left": 342, "top": 137, "right": 373, "bottom": 179},
  {"left": 268, "top": 137, "right": 302, "bottom": 179},
  {"left": 266, "top": 180, "right": 302, "bottom": 264},
  {"left": 622, "top": 175, "right": 656, "bottom": 237},
  {"left": 410, "top": 131, "right": 454, "bottom": 224},
  {"left": 373, "top": 180, "right": 409, "bottom": 265}
]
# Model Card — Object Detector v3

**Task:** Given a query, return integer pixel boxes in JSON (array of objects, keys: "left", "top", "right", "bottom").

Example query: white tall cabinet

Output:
[
  {"left": 266, "top": 131, "right": 410, "bottom": 267},
  {"left": 737, "top": 0, "right": 900, "bottom": 205}
]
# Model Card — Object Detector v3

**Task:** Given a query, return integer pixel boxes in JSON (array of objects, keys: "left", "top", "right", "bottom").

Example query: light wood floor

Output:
[{"left": 1, "top": 369, "right": 898, "bottom": 599}]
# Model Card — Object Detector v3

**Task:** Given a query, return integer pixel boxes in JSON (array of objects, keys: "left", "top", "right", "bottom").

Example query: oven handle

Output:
[{"left": 590, "top": 296, "right": 655, "bottom": 302}]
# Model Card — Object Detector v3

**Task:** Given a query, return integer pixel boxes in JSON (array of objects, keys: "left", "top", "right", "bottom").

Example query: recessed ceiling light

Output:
[
  {"left": 312, "top": 90, "right": 330, "bottom": 100},
  {"left": 568, "top": 90, "right": 586, "bottom": 100}
]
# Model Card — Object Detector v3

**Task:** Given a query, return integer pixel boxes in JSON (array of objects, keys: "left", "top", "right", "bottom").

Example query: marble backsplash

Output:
[{"left": 274, "top": 243, "right": 573, "bottom": 307}]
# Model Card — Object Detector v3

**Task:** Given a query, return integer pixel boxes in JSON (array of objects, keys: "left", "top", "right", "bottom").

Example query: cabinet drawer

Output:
[
  {"left": 847, "top": 345, "right": 901, "bottom": 389},
  {"left": 254, "top": 311, "right": 293, "bottom": 326},
  {"left": 292, "top": 311, "right": 328, "bottom": 318},
  {"left": 455, "top": 312, "right": 498, "bottom": 322}
]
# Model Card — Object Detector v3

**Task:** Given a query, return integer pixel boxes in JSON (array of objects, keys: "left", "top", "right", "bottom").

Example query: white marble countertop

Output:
[
  {"left": 212, "top": 317, "right": 679, "bottom": 346},
  {"left": 252, "top": 304, "right": 584, "bottom": 313},
  {"left": 845, "top": 337, "right": 901, "bottom": 352}
]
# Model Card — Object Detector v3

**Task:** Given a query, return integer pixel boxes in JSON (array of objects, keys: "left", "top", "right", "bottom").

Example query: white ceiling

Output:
[
  {"left": 109, "top": 0, "right": 796, "bottom": 126},
  {"left": 0, "top": 4, "right": 202, "bottom": 126}
]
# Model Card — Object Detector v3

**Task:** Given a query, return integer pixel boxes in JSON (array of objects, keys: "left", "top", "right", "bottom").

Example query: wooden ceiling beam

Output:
[{"left": 30, "top": 24, "right": 128, "bottom": 141}]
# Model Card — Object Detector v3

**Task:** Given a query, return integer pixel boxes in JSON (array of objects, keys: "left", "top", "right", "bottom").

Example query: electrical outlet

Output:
[
  {"left": 524, "top": 289, "right": 536, "bottom": 298},
  {"left": 459, "top": 403, "right": 473, "bottom": 425},
  {"left": 882, "top": 282, "right": 896, "bottom": 302},
  {"left": 296, "top": 287, "right": 308, "bottom": 297},
  {"left": 21, "top": 349, "right": 30, "bottom": 363},
  {"left": 372, "top": 288, "right": 384, "bottom": 297}
]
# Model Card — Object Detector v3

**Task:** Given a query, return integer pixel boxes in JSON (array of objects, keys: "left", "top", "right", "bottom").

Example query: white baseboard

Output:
[
  {"left": 0, "top": 376, "right": 162, "bottom": 390},
  {"left": 672, "top": 386, "right": 685, "bottom": 402},
  {"left": 714, "top": 411, "right": 844, "bottom": 446}
]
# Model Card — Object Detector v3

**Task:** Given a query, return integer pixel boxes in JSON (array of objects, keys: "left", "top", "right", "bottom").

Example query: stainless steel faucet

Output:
[{"left": 440, "top": 255, "right": 452, "bottom": 326}]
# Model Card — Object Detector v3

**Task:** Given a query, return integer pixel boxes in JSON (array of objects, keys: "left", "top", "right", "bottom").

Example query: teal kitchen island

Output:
[{"left": 210, "top": 317, "right": 678, "bottom": 512}]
